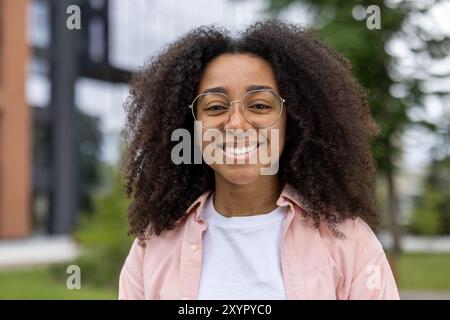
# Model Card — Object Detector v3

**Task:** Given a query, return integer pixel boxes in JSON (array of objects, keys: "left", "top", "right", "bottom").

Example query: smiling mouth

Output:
[{"left": 216, "top": 141, "right": 264, "bottom": 157}]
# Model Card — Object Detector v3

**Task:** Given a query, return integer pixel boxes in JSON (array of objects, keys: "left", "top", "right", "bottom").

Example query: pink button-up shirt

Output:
[{"left": 118, "top": 184, "right": 400, "bottom": 300}]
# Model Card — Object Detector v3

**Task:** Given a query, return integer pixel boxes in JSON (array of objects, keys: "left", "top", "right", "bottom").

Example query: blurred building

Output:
[
  {"left": 30, "top": 0, "right": 129, "bottom": 237},
  {"left": 1, "top": 0, "right": 262, "bottom": 240},
  {"left": 0, "top": 0, "right": 130, "bottom": 239},
  {"left": 0, "top": 0, "right": 31, "bottom": 238}
]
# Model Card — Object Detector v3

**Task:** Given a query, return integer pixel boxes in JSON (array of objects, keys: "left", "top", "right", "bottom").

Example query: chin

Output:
[{"left": 216, "top": 165, "right": 262, "bottom": 186}]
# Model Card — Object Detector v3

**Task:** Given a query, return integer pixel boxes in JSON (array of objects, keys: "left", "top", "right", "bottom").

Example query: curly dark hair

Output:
[{"left": 121, "top": 19, "right": 380, "bottom": 243}]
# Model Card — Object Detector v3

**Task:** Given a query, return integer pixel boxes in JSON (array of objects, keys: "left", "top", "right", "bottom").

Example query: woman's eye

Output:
[
  {"left": 250, "top": 104, "right": 271, "bottom": 109},
  {"left": 206, "top": 105, "right": 227, "bottom": 111}
]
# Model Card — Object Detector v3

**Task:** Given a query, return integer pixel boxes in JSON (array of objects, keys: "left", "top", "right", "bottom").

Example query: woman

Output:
[{"left": 119, "top": 20, "right": 399, "bottom": 300}]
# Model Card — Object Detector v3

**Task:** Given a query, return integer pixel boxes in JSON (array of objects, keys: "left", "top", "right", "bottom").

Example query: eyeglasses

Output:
[{"left": 189, "top": 89, "right": 285, "bottom": 129}]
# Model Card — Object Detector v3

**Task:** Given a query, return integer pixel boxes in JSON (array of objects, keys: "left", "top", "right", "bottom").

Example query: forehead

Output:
[{"left": 197, "top": 53, "right": 278, "bottom": 94}]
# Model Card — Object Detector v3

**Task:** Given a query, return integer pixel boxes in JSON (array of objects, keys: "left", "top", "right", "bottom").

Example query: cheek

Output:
[{"left": 196, "top": 128, "right": 216, "bottom": 155}]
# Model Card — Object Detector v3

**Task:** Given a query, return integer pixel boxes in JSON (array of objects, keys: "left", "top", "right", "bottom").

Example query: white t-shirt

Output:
[{"left": 197, "top": 193, "right": 287, "bottom": 300}]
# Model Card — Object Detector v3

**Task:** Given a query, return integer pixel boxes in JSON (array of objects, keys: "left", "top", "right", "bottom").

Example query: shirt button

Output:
[{"left": 190, "top": 244, "right": 198, "bottom": 252}]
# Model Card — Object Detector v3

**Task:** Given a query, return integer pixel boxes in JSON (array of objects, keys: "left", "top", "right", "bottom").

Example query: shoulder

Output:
[
  {"left": 125, "top": 216, "right": 190, "bottom": 265},
  {"left": 297, "top": 216, "right": 398, "bottom": 299},
  {"left": 344, "top": 217, "right": 383, "bottom": 254},
  {"left": 317, "top": 217, "right": 385, "bottom": 271},
  {"left": 318, "top": 216, "right": 379, "bottom": 243}
]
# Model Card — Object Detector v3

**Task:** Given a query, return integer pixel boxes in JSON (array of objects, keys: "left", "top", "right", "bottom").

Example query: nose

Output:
[{"left": 223, "top": 101, "right": 252, "bottom": 130}]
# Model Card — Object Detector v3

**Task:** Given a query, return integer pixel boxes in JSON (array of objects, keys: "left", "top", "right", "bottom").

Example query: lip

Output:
[
  {"left": 216, "top": 141, "right": 266, "bottom": 164},
  {"left": 217, "top": 140, "right": 258, "bottom": 148}
]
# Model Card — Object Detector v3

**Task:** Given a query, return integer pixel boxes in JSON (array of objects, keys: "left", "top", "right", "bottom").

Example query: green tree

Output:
[
  {"left": 266, "top": 0, "right": 450, "bottom": 256},
  {"left": 410, "top": 185, "right": 444, "bottom": 235},
  {"left": 72, "top": 167, "right": 132, "bottom": 289},
  {"left": 76, "top": 108, "right": 103, "bottom": 215},
  {"left": 410, "top": 155, "right": 450, "bottom": 235}
]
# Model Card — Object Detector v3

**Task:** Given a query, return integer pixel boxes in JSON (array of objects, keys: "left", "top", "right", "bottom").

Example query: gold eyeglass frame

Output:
[{"left": 188, "top": 89, "right": 285, "bottom": 129}]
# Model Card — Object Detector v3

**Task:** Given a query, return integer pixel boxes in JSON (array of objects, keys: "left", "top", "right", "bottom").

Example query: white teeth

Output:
[{"left": 224, "top": 144, "right": 258, "bottom": 156}]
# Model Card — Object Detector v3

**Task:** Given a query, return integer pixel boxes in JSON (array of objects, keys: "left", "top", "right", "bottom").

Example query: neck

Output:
[{"left": 213, "top": 174, "right": 282, "bottom": 217}]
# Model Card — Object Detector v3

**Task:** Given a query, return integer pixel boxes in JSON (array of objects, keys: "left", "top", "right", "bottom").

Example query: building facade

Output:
[{"left": 0, "top": 0, "right": 31, "bottom": 238}]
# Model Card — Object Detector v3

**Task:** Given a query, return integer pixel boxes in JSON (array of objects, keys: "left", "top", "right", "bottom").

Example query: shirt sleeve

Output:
[
  {"left": 348, "top": 231, "right": 400, "bottom": 300},
  {"left": 118, "top": 238, "right": 145, "bottom": 300}
]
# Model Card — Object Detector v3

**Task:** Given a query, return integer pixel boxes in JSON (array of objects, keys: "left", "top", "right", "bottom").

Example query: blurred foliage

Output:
[
  {"left": 266, "top": 0, "right": 449, "bottom": 173},
  {"left": 266, "top": 0, "right": 450, "bottom": 252},
  {"left": 409, "top": 185, "right": 443, "bottom": 235},
  {"left": 76, "top": 108, "right": 103, "bottom": 214},
  {"left": 52, "top": 166, "right": 133, "bottom": 291},
  {"left": 410, "top": 156, "right": 450, "bottom": 235}
]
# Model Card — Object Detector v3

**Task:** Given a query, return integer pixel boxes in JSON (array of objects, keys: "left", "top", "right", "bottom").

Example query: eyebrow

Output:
[{"left": 201, "top": 85, "right": 275, "bottom": 94}]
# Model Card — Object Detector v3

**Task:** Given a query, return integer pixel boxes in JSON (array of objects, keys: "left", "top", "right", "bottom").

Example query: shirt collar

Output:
[{"left": 185, "top": 183, "right": 307, "bottom": 223}]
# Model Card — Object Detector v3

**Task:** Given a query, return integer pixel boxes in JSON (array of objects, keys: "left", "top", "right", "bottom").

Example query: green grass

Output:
[
  {"left": 397, "top": 253, "right": 450, "bottom": 291},
  {"left": 0, "top": 267, "right": 116, "bottom": 299},
  {"left": 0, "top": 252, "right": 449, "bottom": 299}
]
